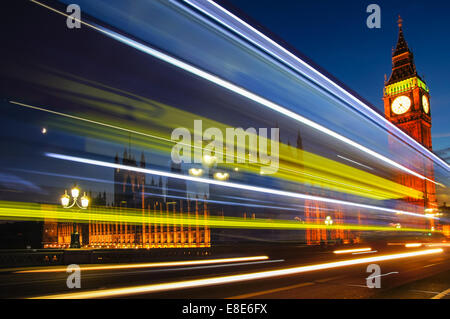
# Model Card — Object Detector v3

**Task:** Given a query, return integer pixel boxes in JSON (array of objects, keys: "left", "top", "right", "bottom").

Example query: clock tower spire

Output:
[{"left": 383, "top": 15, "right": 432, "bottom": 149}]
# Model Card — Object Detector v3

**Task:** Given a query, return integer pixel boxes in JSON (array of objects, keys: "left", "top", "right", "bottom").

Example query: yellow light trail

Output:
[
  {"left": 333, "top": 247, "right": 372, "bottom": 254},
  {"left": 31, "top": 248, "right": 443, "bottom": 299},
  {"left": 0, "top": 201, "right": 439, "bottom": 233},
  {"left": 15, "top": 256, "right": 269, "bottom": 274},
  {"left": 45, "top": 153, "right": 435, "bottom": 220},
  {"left": 9, "top": 98, "right": 422, "bottom": 201}
]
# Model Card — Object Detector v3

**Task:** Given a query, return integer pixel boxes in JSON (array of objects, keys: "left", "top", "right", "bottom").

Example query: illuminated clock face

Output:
[
  {"left": 391, "top": 95, "right": 411, "bottom": 115},
  {"left": 422, "top": 95, "right": 429, "bottom": 114}
]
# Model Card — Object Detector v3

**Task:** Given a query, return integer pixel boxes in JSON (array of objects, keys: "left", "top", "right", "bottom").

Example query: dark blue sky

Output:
[{"left": 226, "top": 0, "right": 450, "bottom": 159}]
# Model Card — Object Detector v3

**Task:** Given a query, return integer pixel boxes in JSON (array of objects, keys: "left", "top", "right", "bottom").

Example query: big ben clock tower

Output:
[
  {"left": 383, "top": 16, "right": 437, "bottom": 213},
  {"left": 383, "top": 16, "right": 432, "bottom": 149}
]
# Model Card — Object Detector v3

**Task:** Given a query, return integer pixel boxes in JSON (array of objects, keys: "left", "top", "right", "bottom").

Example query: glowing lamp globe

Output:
[
  {"left": 81, "top": 194, "right": 89, "bottom": 209},
  {"left": 61, "top": 193, "right": 70, "bottom": 207},
  {"left": 71, "top": 187, "right": 80, "bottom": 198}
]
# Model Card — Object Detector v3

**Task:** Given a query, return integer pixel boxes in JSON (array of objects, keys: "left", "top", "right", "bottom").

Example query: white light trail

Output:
[
  {"left": 31, "top": 248, "right": 443, "bottom": 299},
  {"left": 181, "top": 0, "right": 449, "bottom": 171},
  {"left": 16, "top": 256, "right": 269, "bottom": 273},
  {"left": 337, "top": 155, "right": 374, "bottom": 170},
  {"left": 46, "top": 152, "right": 438, "bottom": 220},
  {"left": 29, "top": 0, "right": 444, "bottom": 187},
  {"left": 352, "top": 250, "right": 378, "bottom": 255},
  {"left": 94, "top": 27, "right": 438, "bottom": 186},
  {"left": 333, "top": 247, "right": 372, "bottom": 254}
]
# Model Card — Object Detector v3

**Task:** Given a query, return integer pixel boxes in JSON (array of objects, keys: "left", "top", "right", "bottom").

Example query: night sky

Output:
[{"left": 225, "top": 0, "right": 450, "bottom": 161}]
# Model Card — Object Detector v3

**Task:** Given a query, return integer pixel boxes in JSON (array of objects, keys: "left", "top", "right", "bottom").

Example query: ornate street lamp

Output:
[
  {"left": 60, "top": 186, "right": 89, "bottom": 248},
  {"left": 61, "top": 187, "right": 89, "bottom": 209}
]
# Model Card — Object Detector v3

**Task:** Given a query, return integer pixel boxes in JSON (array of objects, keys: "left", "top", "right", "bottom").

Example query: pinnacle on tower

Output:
[
  {"left": 386, "top": 16, "right": 420, "bottom": 85},
  {"left": 392, "top": 15, "right": 409, "bottom": 56}
]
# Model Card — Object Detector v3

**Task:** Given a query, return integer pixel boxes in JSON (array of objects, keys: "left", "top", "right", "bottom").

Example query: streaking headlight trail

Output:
[
  {"left": 15, "top": 256, "right": 269, "bottom": 273},
  {"left": 30, "top": 248, "right": 443, "bottom": 299},
  {"left": 0, "top": 200, "right": 437, "bottom": 233},
  {"left": 45, "top": 152, "right": 438, "bottom": 220}
]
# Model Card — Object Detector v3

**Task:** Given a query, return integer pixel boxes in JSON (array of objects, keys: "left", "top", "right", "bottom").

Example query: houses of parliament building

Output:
[
  {"left": 43, "top": 17, "right": 441, "bottom": 249},
  {"left": 43, "top": 149, "right": 211, "bottom": 249}
]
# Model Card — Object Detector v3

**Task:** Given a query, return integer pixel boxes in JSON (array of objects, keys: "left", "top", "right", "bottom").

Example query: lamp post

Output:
[
  {"left": 61, "top": 186, "right": 89, "bottom": 248},
  {"left": 325, "top": 216, "right": 333, "bottom": 244},
  {"left": 425, "top": 207, "right": 437, "bottom": 232}
]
